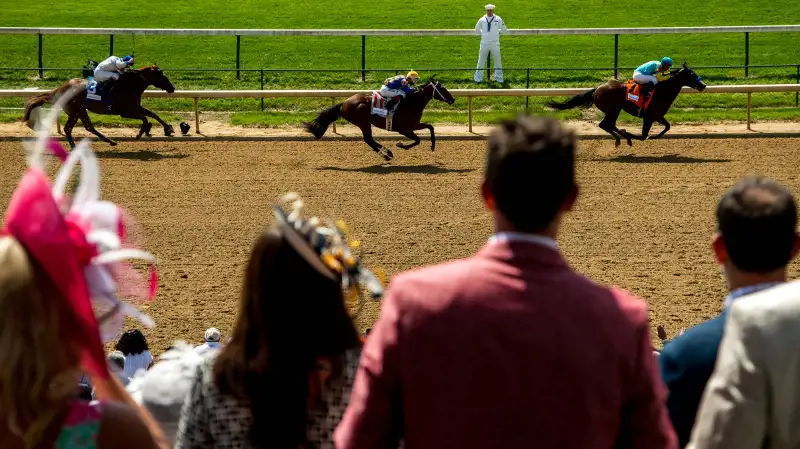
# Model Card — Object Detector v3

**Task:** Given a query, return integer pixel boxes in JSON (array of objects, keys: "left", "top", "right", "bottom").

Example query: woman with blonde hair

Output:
[
  {"left": 0, "top": 88, "right": 167, "bottom": 449},
  {"left": 176, "top": 195, "right": 384, "bottom": 449}
]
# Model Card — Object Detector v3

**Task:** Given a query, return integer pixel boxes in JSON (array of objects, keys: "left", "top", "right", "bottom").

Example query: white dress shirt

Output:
[{"left": 474, "top": 14, "right": 507, "bottom": 45}]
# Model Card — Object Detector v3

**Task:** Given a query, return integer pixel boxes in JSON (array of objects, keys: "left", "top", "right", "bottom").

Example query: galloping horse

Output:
[
  {"left": 304, "top": 79, "right": 456, "bottom": 161},
  {"left": 547, "top": 62, "right": 707, "bottom": 146},
  {"left": 23, "top": 65, "right": 176, "bottom": 148}
]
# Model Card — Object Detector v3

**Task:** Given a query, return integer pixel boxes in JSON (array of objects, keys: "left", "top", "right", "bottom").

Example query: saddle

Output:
[
  {"left": 626, "top": 80, "right": 654, "bottom": 113},
  {"left": 86, "top": 79, "right": 114, "bottom": 113},
  {"left": 371, "top": 92, "right": 396, "bottom": 131}
]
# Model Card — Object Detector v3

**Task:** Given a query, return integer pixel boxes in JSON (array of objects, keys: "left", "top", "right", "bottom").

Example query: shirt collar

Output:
[
  {"left": 723, "top": 281, "right": 783, "bottom": 309},
  {"left": 487, "top": 232, "right": 559, "bottom": 250}
]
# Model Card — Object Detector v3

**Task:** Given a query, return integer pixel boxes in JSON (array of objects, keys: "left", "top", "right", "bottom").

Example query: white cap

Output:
[
  {"left": 204, "top": 327, "right": 221, "bottom": 342},
  {"left": 485, "top": 4, "right": 496, "bottom": 9}
]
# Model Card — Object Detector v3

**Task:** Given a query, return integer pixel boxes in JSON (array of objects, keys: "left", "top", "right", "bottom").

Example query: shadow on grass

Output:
[
  {"left": 590, "top": 153, "right": 731, "bottom": 164},
  {"left": 317, "top": 164, "right": 474, "bottom": 174}
]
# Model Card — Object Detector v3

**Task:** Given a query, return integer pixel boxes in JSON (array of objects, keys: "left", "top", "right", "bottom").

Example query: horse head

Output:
[
  {"left": 672, "top": 62, "right": 706, "bottom": 91},
  {"left": 423, "top": 78, "right": 455, "bottom": 105},
  {"left": 137, "top": 65, "right": 176, "bottom": 93}
]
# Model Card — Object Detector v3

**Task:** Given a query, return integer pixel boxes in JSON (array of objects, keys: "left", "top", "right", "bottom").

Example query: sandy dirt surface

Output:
[
  {"left": 0, "top": 118, "right": 798, "bottom": 139},
  {"left": 2, "top": 137, "right": 800, "bottom": 352}
]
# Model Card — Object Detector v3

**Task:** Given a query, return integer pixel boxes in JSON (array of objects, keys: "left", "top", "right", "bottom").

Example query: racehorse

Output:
[
  {"left": 546, "top": 62, "right": 707, "bottom": 146},
  {"left": 304, "top": 79, "right": 456, "bottom": 161},
  {"left": 22, "top": 65, "right": 176, "bottom": 148}
]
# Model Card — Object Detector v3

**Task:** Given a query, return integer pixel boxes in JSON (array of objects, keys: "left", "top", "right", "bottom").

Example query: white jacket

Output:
[
  {"left": 97, "top": 56, "right": 130, "bottom": 73},
  {"left": 475, "top": 14, "right": 507, "bottom": 45}
]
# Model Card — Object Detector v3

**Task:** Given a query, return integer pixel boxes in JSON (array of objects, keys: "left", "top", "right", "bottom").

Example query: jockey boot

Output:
[
  {"left": 639, "top": 82, "right": 655, "bottom": 115},
  {"left": 385, "top": 98, "right": 400, "bottom": 115}
]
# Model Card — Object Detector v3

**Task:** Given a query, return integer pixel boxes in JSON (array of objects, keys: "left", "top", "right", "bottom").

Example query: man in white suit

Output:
[
  {"left": 474, "top": 4, "right": 507, "bottom": 84},
  {"left": 689, "top": 178, "right": 800, "bottom": 449}
]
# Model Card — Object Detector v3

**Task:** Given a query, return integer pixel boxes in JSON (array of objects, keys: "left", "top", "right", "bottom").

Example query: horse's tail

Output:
[
  {"left": 545, "top": 88, "right": 596, "bottom": 111},
  {"left": 303, "top": 103, "right": 343, "bottom": 139},
  {"left": 22, "top": 92, "right": 54, "bottom": 124}
]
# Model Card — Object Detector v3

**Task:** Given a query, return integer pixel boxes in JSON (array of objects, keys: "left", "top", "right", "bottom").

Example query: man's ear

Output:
[
  {"left": 481, "top": 181, "right": 496, "bottom": 211},
  {"left": 712, "top": 233, "right": 727, "bottom": 264}
]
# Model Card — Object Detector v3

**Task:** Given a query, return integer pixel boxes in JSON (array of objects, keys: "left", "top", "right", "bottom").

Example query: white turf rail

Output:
[
  {"left": 2, "top": 26, "right": 800, "bottom": 36},
  {"left": 2, "top": 85, "right": 800, "bottom": 99}
]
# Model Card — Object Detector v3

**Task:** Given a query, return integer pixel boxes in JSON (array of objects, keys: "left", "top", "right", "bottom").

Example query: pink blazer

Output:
[{"left": 335, "top": 239, "right": 676, "bottom": 449}]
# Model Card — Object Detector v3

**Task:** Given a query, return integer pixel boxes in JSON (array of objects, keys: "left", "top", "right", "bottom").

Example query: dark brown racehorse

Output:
[
  {"left": 304, "top": 79, "right": 456, "bottom": 161},
  {"left": 23, "top": 65, "right": 176, "bottom": 148},
  {"left": 547, "top": 62, "right": 707, "bottom": 146}
]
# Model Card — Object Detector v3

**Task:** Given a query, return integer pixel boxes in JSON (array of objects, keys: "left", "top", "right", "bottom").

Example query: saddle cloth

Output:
[
  {"left": 371, "top": 92, "right": 388, "bottom": 117},
  {"left": 86, "top": 79, "right": 114, "bottom": 113},
  {"left": 626, "top": 80, "right": 654, "bottom": 111}
]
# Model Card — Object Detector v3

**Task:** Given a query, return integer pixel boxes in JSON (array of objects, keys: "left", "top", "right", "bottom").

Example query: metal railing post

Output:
[
  {"left": 194, "top": 97, "right": 200, "bottom": 134},
  {"left": 109, "top": 34, "right": 114, "bottom": 56},
  {"left": 614, "top": 34, "right": 619, "bottom": 79},
  {"left": 744, "top": 32, "right": 750, "bottom": 77},
  {"left": 468, "top": 96, "right": 473, "bottom": 133},
  {"left": 796, "top": 65, "right": 799, "bottom": 107},
  {"left": 525, "top": 68, "right": 530, "bottom": 111},
  {"left": 361, "top": 35, "right": 366, "bottom": 82},
  {"left": 331, "top": 97, "right": 337, "bottom": 133},
  {"left": 236, "top": 35, "right": 241, "bottom": 80},
  {"left": 260, "top": 69, "right": 265, "bottom": 111},
  {"left": 37, "top": 33, "right": 43, "bottom": 79},
  {"left": 746, "top": 92, "right": 752, "bottom": 130}
]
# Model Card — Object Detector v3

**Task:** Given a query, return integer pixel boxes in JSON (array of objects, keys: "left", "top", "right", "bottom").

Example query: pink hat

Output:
[{"left": 2, "top": 87, "right": 158, "bottom": 378}]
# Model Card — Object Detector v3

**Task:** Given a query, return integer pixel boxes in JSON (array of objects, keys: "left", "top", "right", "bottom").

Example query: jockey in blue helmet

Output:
[
  {"left": 380, "top": 71, "right": 420, "bottom": 113},
  {"left": 93, "top": 55, "right": 135, "bottom": 86},
  {"left": 632, "top": 56, "right": 673, "bottom": 102}
]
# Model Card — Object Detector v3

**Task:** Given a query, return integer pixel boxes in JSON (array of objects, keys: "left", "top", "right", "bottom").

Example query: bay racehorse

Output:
[
  {"left": 304, "top": 79, "right": 456, "bottom": 161},
  {"left": 22, "top": 65, "right": 176, "bottom": 148},
  {"left": 546, "top": 62, "right": 707, "bottom": 146}
]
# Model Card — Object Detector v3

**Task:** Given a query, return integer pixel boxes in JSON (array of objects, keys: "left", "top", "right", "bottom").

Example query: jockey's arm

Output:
[{"left": 401, "top": 84, "right": 415, "bottom": 94}]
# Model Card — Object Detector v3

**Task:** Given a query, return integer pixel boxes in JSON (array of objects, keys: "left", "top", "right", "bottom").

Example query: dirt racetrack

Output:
[{"left": 2, "top": 137, "right": 800, "bottom": 351}]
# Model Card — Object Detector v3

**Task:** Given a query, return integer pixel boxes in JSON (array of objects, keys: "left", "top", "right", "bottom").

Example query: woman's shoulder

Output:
[{"left": 94, "top": 401, "right": 159, "bottom": 449}]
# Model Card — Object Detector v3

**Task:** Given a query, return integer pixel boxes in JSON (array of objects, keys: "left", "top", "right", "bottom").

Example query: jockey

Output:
[
  {"left": 633, "top": 56, "right": 673, "bottom": 100},
  {"left": 93, "top": 55, "right": 135, "bottom": 85},
  {"left": 380, "top": 71, "right": 420, "bottom": 113}
]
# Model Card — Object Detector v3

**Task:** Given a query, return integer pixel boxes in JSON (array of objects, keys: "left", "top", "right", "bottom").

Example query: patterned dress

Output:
[
  {"left": 55, "top": 401, "right": 103, "bottom": 449},
  {"left": 175, "top": 348, "right": 360, "bottom": 449}
]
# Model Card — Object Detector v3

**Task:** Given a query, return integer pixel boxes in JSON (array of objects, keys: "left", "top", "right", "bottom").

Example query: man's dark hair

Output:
[
  {"left": 484, "top": 115, "right": 576, "bottom": 233},
  {"left": 717, "top": 177, "right": 797, "bottom": 273}
]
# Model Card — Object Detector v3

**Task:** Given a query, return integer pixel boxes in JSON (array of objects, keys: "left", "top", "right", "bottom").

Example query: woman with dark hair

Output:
[
  {"left": 176, "top": 194, "right": 383, "bottom": 449},
  {"left": 116, "top": 329, "right": 153, "bottom": 378}
]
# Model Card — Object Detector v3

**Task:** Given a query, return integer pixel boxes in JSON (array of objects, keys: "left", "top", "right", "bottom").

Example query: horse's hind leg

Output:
[
  {"left": 63, "top": 115, "right": 79, "bottom": 148},
  {"left": 396, "top": 130, "right": 421, "bottom": 150},
  {"left": 140, "top": 106, "right": 174, "bottom": 136},
  {"left": 360, "top": 126, "right": 393, "bottom": 161},
  {"left": 598, "top": 111, "right": 623, "bottom": 147},
  {"left": 78, "top": 110, "right": 117, "bottom": 146},
  {"left": 623, "top": 118, "right": 654, "bottom": 142}
]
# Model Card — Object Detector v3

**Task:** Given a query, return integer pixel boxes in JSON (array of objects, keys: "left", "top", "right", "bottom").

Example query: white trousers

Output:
[
  {"left": 474, "top": 43, "right": 503, "bottom": 83},
  {"left": 93, "top": 70, "right": 120, "bottom": 82},
  {"left": 379, "top": 86, "right": 407, "bottom": 99},
  {"left": 632, "top": 71, "right": 657, "bottom": 85}
]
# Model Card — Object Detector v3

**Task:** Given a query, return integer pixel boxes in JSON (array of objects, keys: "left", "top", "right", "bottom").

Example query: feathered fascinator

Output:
[
  {"left": 1, "top": 86, "right": 158, "bottom": 378},
  {"left": 272, "top": 193, "right": 384, "bottom": 307}
]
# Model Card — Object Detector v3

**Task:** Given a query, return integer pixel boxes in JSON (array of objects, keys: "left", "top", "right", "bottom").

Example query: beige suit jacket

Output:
[{"left": 688, "top": 280, "right": 800, "bottom": 449}]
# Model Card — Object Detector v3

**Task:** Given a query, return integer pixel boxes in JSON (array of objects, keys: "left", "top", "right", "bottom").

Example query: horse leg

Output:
[
  {"left": 622, "top": 118, "right": 654, "bottom": 142},
  {"left": 63, "top": 115, "right": 78, "bottom": 149},
  {"left": 598, "top": 111, "right": 623, "bottom": 147},
  {"left": 414, "top": 123, "right": 436, "bottom": 151},
  {"left": 140, "top": 106, "right": 174, "bottom": 136},
  {"left": 78, "top": 110, "right": 117, "bottom": 146},
  {"left": 396, "top": 130, "right": 421, "bottom": 150},
  {"left": 121, "top": 112, "right": 150, "bottom": 139},
  {"left": 651, "top": 117, "right": 671, "bottom": 139},
  {"left": 360, "top": 125, "right": 393, "bottom": 161}
]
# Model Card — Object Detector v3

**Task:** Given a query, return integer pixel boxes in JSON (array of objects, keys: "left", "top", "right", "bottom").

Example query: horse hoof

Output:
[
  {"left": 615, "top": 140, "right": 621, "bottom": 148},
  {"left": 396, "top": 143, "right": 406, "bottom": 150},
  {"left": 109, "top": 141, "right": 118, "bottom": 147},
  {"left": 626, "top": 140, "right": 633, "bottom": 147}
]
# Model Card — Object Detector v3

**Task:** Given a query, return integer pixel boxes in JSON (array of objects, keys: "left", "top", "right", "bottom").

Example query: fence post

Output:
[
  {"left": 744, "top": 32, "right": 750, "bottom": 77},
  {"left": 37, "top": 33, "right": 43, "bottom": 79},
  {"left": 194, "top": 97, "right": 200, "bottom": 134},
  {"left": 746, "top": 92, "right": 751, "bottom": 130},
  {"left": 361, "top": 35, "right": 366, "bottom": 82},
  {"left": 796, "top": 65, "right": 799, "bottom": 108},
  {"left": 525, "top": 68, "right": 530, "bottom": 111},
  {"left": 236, "top": 35, "right": 241, "bottom": 80},
  {"left": 260, "top": 69, "right": 265, "bottom": 111},
  {"left": 109, "top": 34, "right": 114, "bottom": 57},
  {"left": 614, "top": 34, "right": 619, "bottom": 79},
  {"left": 331, "top": 97, "right": 337, "bottom": 134},
  {"left": 468, "top": 96, "right": 473, "bottom": 133}
]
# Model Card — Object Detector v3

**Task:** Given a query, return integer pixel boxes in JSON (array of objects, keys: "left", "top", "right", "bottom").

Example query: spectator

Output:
[
  {"left": 108, "top": 350, "right": 132, "bottom": 386},
  {"left": 128, "top": 342, "right": 207, "bottom": 446},
  {"left": 335, "top": 115, "right": 676, "bottom": 449},
  {"left": 659, "top": 177, "right": 797, "bottom": 447},
  {"left": 176, "top": 194, "right": 384, "bottom": 449},
  {"left": 473, "top": 4, "right": 507, "bottom": 84},
  {"left": 0, "top": 114, "right": 165, "bottom": 448},
  {"left": 193, "top": 327, "right": 223, "bottom": 354},
  {"left": 687, "top": 181, "right": 800, "bottom": 449},
  {"left": 116, "top": 329, "right": 154, "bottom": 378}
]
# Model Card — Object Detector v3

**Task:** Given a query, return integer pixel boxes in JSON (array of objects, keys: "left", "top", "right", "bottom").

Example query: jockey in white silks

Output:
[{"left": 93, "top": 55, "right": 134, "bottom": 83}]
